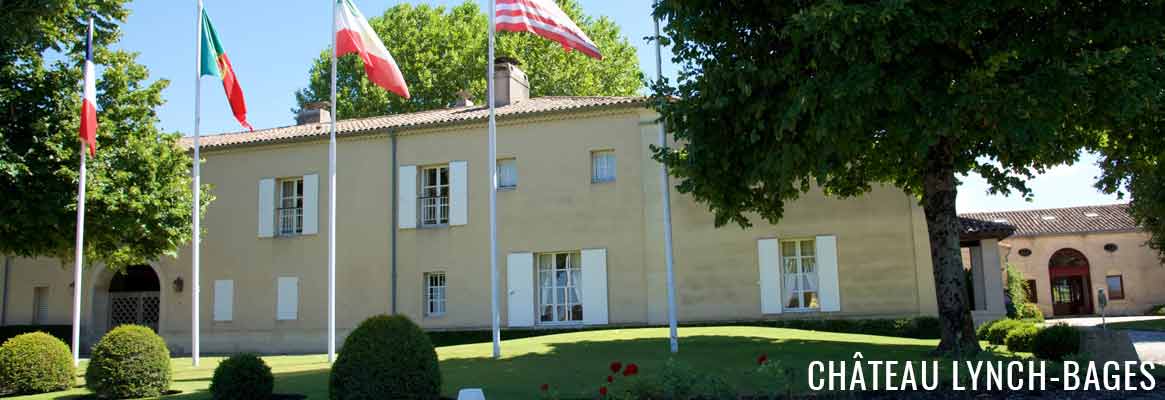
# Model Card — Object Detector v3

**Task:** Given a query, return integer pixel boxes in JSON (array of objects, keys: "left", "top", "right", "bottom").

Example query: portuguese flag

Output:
[{"left": 200, "top": 9, "right": 252, "bottom": 131}]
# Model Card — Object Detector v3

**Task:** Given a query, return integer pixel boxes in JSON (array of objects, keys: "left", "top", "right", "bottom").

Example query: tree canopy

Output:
[
  {"left": 0, "top": 0, "right": 209, "bottom": 269},
  {"left": 295, "top": 0, "right": 643, "bottom": 119},
  {"left": 651, "top": 0, "right": 1165, "bottom": 354}
]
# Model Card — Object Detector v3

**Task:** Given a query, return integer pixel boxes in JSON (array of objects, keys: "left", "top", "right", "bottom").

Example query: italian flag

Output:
[
  {"left": 335, "top": 0, "right": 410, "bottom": 99},
  {"left": 200, "top": 9, "right": 252, "bottom": 131}
]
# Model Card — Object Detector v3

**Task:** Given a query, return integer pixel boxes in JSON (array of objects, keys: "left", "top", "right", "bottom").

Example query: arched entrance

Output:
[
  {"left": 107, "top": 265, "right": 161, "bottom": 331},
  {"left": 1048, "top": 248, "right": 1093, "bottom": 316}
]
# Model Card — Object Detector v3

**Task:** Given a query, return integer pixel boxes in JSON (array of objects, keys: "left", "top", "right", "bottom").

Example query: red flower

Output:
[
  {"left": 622, "top": 363, "right": 639, "bottom": 376},
  {"left": 540, "top": 383, "right": 549, "bottom": 392},
  {"left": 609, "top": 361, "right": 622, "bottom": 373},
  {"left": 757, "top": 354, "right": 768, "bottom": 365},
  {"left": 606, "top": 375, "right": 614, "bottom": 383},
  {"left": 599, "top": 386, "right": 608, "bottom": 396}
]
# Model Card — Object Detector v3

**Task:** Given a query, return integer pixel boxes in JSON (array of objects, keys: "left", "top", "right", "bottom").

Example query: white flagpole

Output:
[
  {"left": 71, "top": 16, "right": 94, "bottom": 368},
  {"left": 654, "top": 16, "right": 679, "bottom": 353},
  {"left": 487, "top": 0, "right": 501, "bottom": 359},
  {"left": 327, "top": 0, "right": 339, "bottom": 363},
  {"left": 191, "top": 0, "right": 203, "bottom": 367}
]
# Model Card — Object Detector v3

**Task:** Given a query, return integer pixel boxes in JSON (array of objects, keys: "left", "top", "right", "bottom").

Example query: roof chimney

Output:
[
  {"left": 453, "top": 90, "right": 474, "bottom": 108},
  {"left": 491, "top": 57, "right": 529, "bottom": 106},
  {"left": 296, "top": 101, "right": 331, "bottom": 125}
]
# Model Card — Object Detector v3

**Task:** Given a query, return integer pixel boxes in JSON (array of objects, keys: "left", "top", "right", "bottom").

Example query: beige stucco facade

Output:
[
  {"left": 1, "top": 101, "right": 998, "bottom": 354},
  {"left": 1003, "top": 231, "right": 1165, "bottom": 317}
]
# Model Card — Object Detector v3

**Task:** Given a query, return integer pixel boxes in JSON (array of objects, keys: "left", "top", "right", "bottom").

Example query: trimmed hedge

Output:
[
  {"left": 0, "top": 325, "right": 71, "bottom": 347},
  {"left": 0, "top": 332, "right": 75, "bottom": 394},
  {"left": 331, "top": 315, "right": 441, "bottom": 400},
  {"left": 983, "top": 319, "right": 1032, "bottom": 345},
  {"left": 1033, "top": 324, "right": 1081, "bottom": 361},
  {"left": 1004, "top": 324, "right": 1040, "bottom": 353},
  {"left": 210, "top": 353, "right": 274, "bottom": 400},
  {"left": 85, "top": 325, "right": 172, "bottom": 399}
]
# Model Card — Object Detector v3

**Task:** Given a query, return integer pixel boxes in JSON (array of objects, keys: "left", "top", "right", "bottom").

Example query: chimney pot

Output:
[
  {"left": 491, "top": 57, "right": 529, "bottom": 107},
  {"left": 296, "top": 101, "right": 331, "bottom": 125},
  {"left": 453, "top": 90, "right": 475, "bottom": 107}
]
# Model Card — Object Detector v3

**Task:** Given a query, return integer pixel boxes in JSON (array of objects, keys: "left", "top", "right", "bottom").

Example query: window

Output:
[
  {"left": 420, "top": 166, "right": 449, "bottom": 226},
  {"left": 277, "top": 177, "right": 304, "bottom": 235},
  {"left": 32, "top": 286, "right": 49, "bottom": 324},
  {"left": 591, "top": 150, "right": 615, "bottom": 183},
  {"left": 424, "top": 272, "right": 447, "bottom": 317},
  {"left": 1024, "top": 279, "right": 1038, "bottom": 303},
  {"left": 497, "top": 158, "right": 517, "bottom": 190},
  {"left": 1106, "top": 275, "right": 1125, "bottom": 300},
  {"left": 213, "top": 280, "right": 234, "bottom": 321},
  {"left": 538, "top": 252, "right": 583, "bottom": 323},
  {"left": 782, "top": 239, "right": 819, "bottom": 310},
  {"left": 276, "top": 277, "right": 299, "bottom": 320}
]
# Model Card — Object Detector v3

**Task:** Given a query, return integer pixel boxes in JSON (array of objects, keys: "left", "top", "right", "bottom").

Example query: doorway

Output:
[
  {"left": 1048, "top": 248, "right": 1093, "bottom": 316},
  {"left": 107, "top": 265, "right": 161, "bottom": 331}
]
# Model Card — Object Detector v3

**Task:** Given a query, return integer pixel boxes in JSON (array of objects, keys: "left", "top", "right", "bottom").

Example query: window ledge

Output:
[
  {"left": 419, "top": 224, "right": 450, "bottom": 230},
  {"left": 424, "top": 314, "right": 447, "bottom": 319},
  {"left": 497, "top": 186, "right": 517, "bottom": 192},
  {"left": 591, "top": 179, "right": 616, "bottom": 185}
]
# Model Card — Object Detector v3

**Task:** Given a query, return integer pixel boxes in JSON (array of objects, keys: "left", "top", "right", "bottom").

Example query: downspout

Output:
[
  {"left": 2, "top": 255, "right": 11, "bottom": 325},
  {"left": 391, "top": 130, "right": 398, "bottom": 315}
]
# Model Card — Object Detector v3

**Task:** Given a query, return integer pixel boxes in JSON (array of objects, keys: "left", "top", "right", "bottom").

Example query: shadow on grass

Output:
[{"left": 440, "top": 334, "right": 951, "bottom": 399}]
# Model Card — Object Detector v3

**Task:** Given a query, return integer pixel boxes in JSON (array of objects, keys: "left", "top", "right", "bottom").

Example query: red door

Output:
[{"left": 1048, "top": 249, "right": 1093, "bottom": 316}]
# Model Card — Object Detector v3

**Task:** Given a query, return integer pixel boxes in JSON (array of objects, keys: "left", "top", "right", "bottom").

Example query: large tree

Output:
[
  {"left": 295, "top": 0, "right": 643, "bottom": 119},
  {"left": 0, "top": 1, "right": 209, "bottom": 269},
  {"left": 651, "top": 1, "right": 1165, "bottom": 354}
]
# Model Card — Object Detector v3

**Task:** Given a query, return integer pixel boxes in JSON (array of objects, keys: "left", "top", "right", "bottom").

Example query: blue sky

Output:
[{"left": 114, "top": 0, "right": 1122, "bottom": 213}]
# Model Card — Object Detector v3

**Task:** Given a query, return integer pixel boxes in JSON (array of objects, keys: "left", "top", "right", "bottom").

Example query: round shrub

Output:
[
  {"left": 1018, "top": 304, "right": 1044, "bottom": 321},
  {"left": 1033, "top": 324, "right": 1081, "bottom": 361},
  {"left": 1004, "top": 324, "right": 1040, "bottom": 353},
  {"left": 976, "top": 319, "right": 1000, "bottom": 340},
  {"left": 210, "top": 353, "right": 274, "bottom": 400},
  {"left": 85, "top": 325, "right": 171, "bottom": 399},
  {"left": 330, "top": 315, "right": 440, "bottom": 400},
  {"left": 0, "top": 332, "right": 75, "bottom": 394},
  {"left": 985, "top": 319, "right": 1028, "bottom": 345},
  {"left": 1147, "top": 304, "right": 1165, "bottom": 316}
]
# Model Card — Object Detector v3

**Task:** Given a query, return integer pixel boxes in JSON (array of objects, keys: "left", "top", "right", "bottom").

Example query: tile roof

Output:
[
  {"left": 959, "top": 203, "right": 1137, "bottom": 237},
  {"left": 959, "top": 217, "right": 1017, "bottom": 241},
  {"left": 181, "top": 96, "right": 647, "bottom": 150}
]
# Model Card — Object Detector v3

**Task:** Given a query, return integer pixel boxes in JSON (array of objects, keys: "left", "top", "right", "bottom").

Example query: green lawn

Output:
[
  {"left": 1105, "top": 318, "right": 1165, "bottom": 332},
  {"left": 9, "top": 326, "right": 1018, "bottom": 399}
]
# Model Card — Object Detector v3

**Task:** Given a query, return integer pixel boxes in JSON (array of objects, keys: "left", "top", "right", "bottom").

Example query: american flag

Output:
[{"left": 494, "top": 0, "right": 602, "bottom": 60}]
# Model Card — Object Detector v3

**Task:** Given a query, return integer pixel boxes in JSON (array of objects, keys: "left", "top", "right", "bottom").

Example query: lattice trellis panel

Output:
[{"left": 108, "top": 292, "right": 160, "bottom": 332}]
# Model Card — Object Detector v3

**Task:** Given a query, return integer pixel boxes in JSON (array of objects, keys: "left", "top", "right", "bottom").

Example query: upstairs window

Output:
[
  {"left": 591, "top": 150, "right": 616, "bottom": 183},
  {"left": 497, "top": 158, "right": 517, "bottom": 190},
  {"left": 278, "top": 177, "right": 304, "bottom": 235},
  {"left": 421, "top": 165, "right": 449, "bottom": 226}
]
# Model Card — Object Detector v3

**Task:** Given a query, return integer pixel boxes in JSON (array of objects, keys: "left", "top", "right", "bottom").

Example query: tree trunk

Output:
[{"left": 922, "top": 137, "right": 981, "bottom": 356}]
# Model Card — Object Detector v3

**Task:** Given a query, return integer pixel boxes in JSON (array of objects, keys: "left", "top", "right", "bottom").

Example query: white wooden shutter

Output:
[
  {"left": 302, "top": 174, "right": 319, "bottom": 235},
  {"left": 276, "top": 277, "right": 299, "bottom": 320},
  {"left": 258, "top": 179, "right": 275, "bottom": 237},
  {"left": 758, "top": 238, "right": 782, "bottom": 314},
  {"left": 816, "top": 235, "right": 841, "bottom": 312},
  {"left": 582, "top": 248, "right": 609, "bottom": 325},
  {"left": 213, "top": 280, "right": 234, "bottom": 321},
  {"left": 507, "top": 252, "right": 534, "bottom": 327},
  {"left": 399, "top": 165, "right": 417, "bottom": 229},
  {"left": 449, "top": 160, "right": 468, "bottom": 226}
]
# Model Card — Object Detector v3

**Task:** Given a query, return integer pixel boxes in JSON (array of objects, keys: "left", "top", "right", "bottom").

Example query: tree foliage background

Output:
[
  {"left": 0, "top": 0, "right": 209, "bottom": 269},
  {"left": 295, "top": 0, "right": 643, "bottom": 119},
  {"left": 651, "top": 0, "right": 1164, "bottom": 353}
]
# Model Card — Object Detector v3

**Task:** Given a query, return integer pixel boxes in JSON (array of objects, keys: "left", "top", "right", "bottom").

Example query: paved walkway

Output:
[{"left": 1046, "top": 316, "right": 1165, "bottom": 363}]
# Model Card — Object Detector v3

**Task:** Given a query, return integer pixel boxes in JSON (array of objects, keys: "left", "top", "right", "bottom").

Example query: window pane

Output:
[
  {"left": 570, "top": 252, "right": 581, "bottom": 269},
  {"left": 556, "top": 254, "right": 567, "bottom": 269},
  {"left": 498, "top": 159, "right": 517, "bottom": 188},
  {"left": 541, "top": 306, "right": 553, "bottom": 322},
  {"left": 592, "top": 151, "right": 615, "bottom": 182},
  {"left": 802, "top": 257, "right": 816, "bottom": 273},
  {"left": 800, "top": 240, "right": 815, "bottom": 257},
  {"left": 781, "top": 241, "right": 796, "bottom": 257},
  {"left": 1106, "top": 276, "right": 1124, "bottom": 299},
  {"left": 804, "top": 292, "right": 819, "bottom": 309},
  {"left": 539, "top": 254, "right": 552, "bottom": 270}
]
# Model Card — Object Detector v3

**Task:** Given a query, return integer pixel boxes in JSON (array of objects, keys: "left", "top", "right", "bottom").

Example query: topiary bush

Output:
[
  {"left": 330, "top": 315, "right": 440, "bottom": 400},
  {"left": 1004, "top": 324, "right": 1040, "bottom": 353},
  {"left": 85, "top": 325, "right": 171, "bottom": 399},
  {"left": 1017, "top": 303, "right": 1044, "bottom": 322},
  {"left": 210, "top": 353, "right": 274, "bottom": 400},
  {"left": 985, "top": 319, "right": 1029, "bottom": 345},
  {"left": 1033, "top": 324, "right": 1081, "bottom": 361},
  {"left": 976, "top": 319, "right": 1000, "bottom": 340},
  {"left": 0, "top": 332, "right": 75, "bottom": 394}
]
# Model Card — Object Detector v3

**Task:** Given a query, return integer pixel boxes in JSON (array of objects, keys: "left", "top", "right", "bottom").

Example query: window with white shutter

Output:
[
  {"left": 213, "top": 280, "right": 234, "bottom": 321},
  {"left": 497, "top": 158, "right": 517, "bottom": 190},
  {"left": 32, "top": 286, "right": 49, "bottom": 324},
  {"left": 276, "top": 277, "right": 298, "bottom": 320}
]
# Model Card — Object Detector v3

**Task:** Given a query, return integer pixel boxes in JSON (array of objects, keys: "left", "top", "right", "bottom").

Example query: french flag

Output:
[{"left": 79, "top": 18, "right": 97, "bottom": 156}]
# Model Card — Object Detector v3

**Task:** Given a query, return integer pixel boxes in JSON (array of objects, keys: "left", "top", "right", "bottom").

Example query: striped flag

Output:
[
  {"left": 494, "top": 0, "right": 602, "bottom": 60},
  {"left": 335, "top": 0, "right": 410, "bottom": 99},
  {"left": 79, "top": 19, "right": 98, "bottom": 156},
  {"left": 200, "top": 9, "right": 252, "bottom": 131}
]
